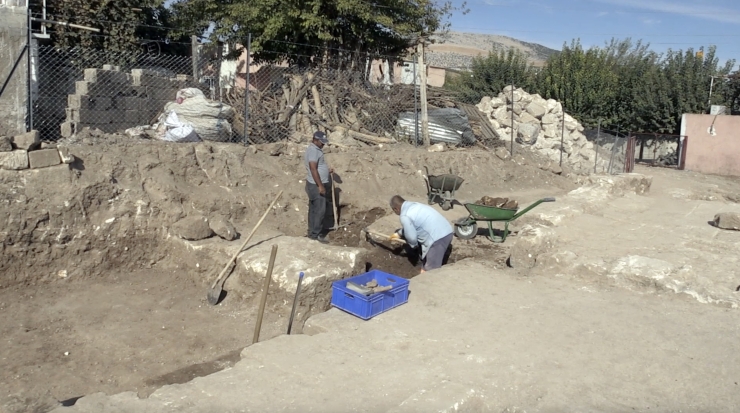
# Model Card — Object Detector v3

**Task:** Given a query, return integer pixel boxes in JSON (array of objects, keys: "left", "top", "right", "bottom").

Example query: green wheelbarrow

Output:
[{"left": 453, "top": 197, "right": 556, "bottom": 243}]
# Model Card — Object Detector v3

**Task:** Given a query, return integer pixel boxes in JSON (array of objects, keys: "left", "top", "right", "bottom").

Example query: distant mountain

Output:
[{"left": 427, "top": 31, "right": 559, "bottom": 70}]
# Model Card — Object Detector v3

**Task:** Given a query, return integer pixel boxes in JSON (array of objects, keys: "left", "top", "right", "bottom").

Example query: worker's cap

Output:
[{"left": 313, "top": 131, "right": 329, "bottom": 144}]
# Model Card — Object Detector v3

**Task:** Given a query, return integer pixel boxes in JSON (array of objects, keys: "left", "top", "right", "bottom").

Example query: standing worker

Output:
[
  {"left": 390, "top": 195, "right": 453, "bottom": 274},
  {"left": 305, "top": 131, "right": 334, "bottom": 244}
]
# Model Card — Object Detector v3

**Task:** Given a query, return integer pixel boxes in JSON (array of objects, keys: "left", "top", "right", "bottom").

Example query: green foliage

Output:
[
  {"left": 30, "top": 0, "right": 188, "bottom": 58},
  {"left": 170, "top": 0, "right": 466, "bottom": 67},
  {"left": 445, "top": 48, "right": 535, "bottom": 104},
  {"left": 446, "top": 36, "right": 738, "bottom": 135}
]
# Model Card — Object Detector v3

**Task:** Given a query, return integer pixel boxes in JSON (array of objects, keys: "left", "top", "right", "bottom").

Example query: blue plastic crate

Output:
[{"left": 331, "top": 270, "right": 410, "bottom": 320}]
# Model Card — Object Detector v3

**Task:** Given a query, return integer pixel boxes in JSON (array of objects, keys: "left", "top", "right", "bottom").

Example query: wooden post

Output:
[
  {"left": 191, "top": 35, "right": 198, "bottom": 82},
  {"left": 216, "top": 41, "right": 223, "bottom": 102},
  {"left": 417, "top": 40, "right": 430, "bottom": 146}
]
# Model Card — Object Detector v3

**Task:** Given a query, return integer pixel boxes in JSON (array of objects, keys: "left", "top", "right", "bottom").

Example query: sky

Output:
[{"left": 447, "top": 0, "right": 740, "bottom": 69}]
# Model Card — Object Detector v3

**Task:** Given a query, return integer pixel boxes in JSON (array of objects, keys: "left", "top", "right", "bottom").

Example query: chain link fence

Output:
[{"left": 33, "top": 45, "right": 207, "bottom": 142}]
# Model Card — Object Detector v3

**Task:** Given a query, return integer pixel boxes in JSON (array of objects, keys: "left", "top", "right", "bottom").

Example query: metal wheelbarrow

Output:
[
  {"left": 424, "top": 166, "right": 464, "bottom": 211},
  {"left": 453, "top": 197, "right": 556, "bottom": 243}
]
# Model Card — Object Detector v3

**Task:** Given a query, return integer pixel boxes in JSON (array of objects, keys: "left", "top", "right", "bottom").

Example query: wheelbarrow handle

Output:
[{"left": 543, "top": 197, "right": 556, "bottom": 202}]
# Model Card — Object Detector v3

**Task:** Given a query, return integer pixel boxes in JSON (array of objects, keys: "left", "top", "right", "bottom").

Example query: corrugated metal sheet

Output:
[{"left": 397, "top": 108, "right": 475, "bottom": 145}]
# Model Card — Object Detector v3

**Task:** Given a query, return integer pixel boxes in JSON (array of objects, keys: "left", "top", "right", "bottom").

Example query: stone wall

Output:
[
  {"left": 60, "top": 66, "right": 194, "bottom": 138},
  {"left": 0, "top": 130, "right": 72, "bottom": 170},
  {"left": 0, "top": 6, "right": 28, "bottom": 137}
]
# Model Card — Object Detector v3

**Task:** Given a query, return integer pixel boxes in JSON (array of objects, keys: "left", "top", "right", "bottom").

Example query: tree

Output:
[
  {"left": 170, "top": 0, "right": 466, "bottom": 67},
  {"left": 444, "top": 47, "right": 536, "bottom": 104},
  {"left": 535, "top": 40, "right": 618, "bottom": 128},
  {"left": 30, "top": 0, "right": 189, "bottom": 56}
]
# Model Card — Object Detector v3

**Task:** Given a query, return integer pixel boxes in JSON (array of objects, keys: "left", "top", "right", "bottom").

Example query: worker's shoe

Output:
[{"left": 317, "top": 235, "right": 329, "bottom": 244}]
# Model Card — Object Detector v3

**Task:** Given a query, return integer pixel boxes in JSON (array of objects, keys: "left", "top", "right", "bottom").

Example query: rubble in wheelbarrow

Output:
[{"left": 475, "top": 196, "right": 519, "bottom": 209}]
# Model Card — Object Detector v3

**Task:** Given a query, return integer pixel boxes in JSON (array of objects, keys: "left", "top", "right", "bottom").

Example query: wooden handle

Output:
[
  {"left": 331, "top": 175, "right": 338, "bottom": 228},
  {"left": 366, "top": 230, "right": 408, "bottom": 245},
  {"left": 253, "top": 244, "right": 278, "bottom": 344},
  {"left": 210, "top": 190, "right": 283, "bottom": 289}
]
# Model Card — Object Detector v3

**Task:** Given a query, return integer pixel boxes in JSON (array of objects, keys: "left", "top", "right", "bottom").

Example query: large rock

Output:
[
  {"left": 0, "top": 136, "right": 12, "bottom": 152},
  {"left": 526, "top": 102, "right": 547, "bottom": 119},
  {"left": 209, "top": 215, "right": 238, "bottom": 240},
  {"left": 12, "top": 130, "right": 40, "bottom": 151},
  {"left": 609, "top": 255, "right": 674, "bottom": 288},
  {"left": 517, "top": 123, "right": 540, "bottom": 144},
  {"left": 0, "top": 150, "right": 29, "bottom": 170},
  {"left": 713, "top": 212, "right": 740, "bottom": 230},
  {"left": 541, "top": 113, "right": 560, "bottom": 126},
  {"left": 171, "top": 215, "right": 215, "bottom": 240},
  {"left": 492, "top": 106, "right": 508, "bottom": 123},
  {"left": 518, "top": 111, "right": 538, "bottom": 125},
  {"left": 508, "top": 225, "right": 558, "bottom": 269}
]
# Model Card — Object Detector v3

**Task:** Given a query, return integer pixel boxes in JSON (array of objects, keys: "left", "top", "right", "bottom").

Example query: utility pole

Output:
[{"left": 417, "top": 39, "right": 430, "bottom": 146}]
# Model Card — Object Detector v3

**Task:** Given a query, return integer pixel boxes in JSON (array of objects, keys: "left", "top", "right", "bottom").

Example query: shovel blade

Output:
[{"left": 207, "top": 286, "right": 222, "bottom": 305}]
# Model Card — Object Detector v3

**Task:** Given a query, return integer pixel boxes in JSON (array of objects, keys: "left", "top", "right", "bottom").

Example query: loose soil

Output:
[
  {"left": 0, "top": 269, "right": 284, "bottom": 413},
  {"left": 0, "top": 136, "right": 573, "bottom": 412}
]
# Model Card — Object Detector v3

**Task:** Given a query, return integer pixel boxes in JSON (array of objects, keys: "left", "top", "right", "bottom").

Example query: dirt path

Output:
[{"left": 0, "top": 269, "right": 287, "bottom": 413}]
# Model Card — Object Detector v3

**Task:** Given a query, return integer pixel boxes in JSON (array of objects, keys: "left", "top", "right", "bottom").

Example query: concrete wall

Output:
[
  {"left": 369, "top": 60, "right": 445, "bottom": 87},
  {"left": 0, "top": 5, "right": 28, "bottom": 137},
  {"left": 681, "top": 113, "right": 740, "bottom": 176}
]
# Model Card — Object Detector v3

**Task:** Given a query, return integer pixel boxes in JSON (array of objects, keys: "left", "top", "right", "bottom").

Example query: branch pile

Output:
[{"left": 224, "top": 69, "right": 461, "bottom": 145}]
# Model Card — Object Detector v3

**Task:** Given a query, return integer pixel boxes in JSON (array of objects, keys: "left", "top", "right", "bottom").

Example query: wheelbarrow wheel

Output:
[{"left": 454, "top": 222, "right": 478, "bottom": 240}]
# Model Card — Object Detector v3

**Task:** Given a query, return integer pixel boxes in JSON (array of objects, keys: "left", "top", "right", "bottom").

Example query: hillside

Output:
[{"left": 427, "top": 31, "right": 559, "bottom": 69}]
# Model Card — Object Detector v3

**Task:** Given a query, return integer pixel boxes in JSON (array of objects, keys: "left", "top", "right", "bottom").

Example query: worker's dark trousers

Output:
[{"left": 305, "top": 181, "right": 334, "bottom": 239}]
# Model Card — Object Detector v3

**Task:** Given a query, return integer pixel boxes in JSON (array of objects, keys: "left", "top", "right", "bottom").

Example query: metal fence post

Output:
[
  {"left": 413, "top": 54, "right": 419, "bottom": 147},
  {"left": 243, "top": 33, "right": 251, "bottom": 145},
  {"left": 27, "top": 8, "right": 33, "bottom": 132},
  {"left": 594, "top": 119, "right": 600, "bottom": 173},
  {"left": 510, "top": 81, "right": 514, "bottom": 155},
  {"left": 191, "top": 35, "right": 198, "bottom": 81}
]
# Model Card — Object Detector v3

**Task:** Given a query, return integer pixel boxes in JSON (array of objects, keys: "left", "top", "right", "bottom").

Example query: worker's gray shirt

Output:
[{"left": 305, "top": 143, "right": 329, "bottom": 184}]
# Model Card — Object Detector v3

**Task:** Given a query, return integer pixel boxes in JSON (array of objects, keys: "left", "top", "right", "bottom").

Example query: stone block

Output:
[
  {"left": 57, "top": 146, "right": 74, "bottom": 164},
  {"left": 12, "top": 130, "right": 40, "bottom": 150},
  {"left": 526, "top": 101, "right": 547, "bottom": 118},
  {"left": 0, "top": 136, "right": 12, "bottom": 152},
  {"left": 113, "top": 96, "right": 141, "bottom": 110},
  {"left": 84, "top": 68, "right": 131, "bottom": 84},
  {"left": 124, "top": 110, "right": 141, "bottom": 124},
  {"left": 61, "top": 122, "right": 77, "bottom": 138},
  {"left": 209, "top": 215, "right": 238, "bottom": 241},
  {"left": 102, "top": 64, "right": 121, "bottom": 71},
  {"left": 132, "top": 73, "right": 164, "bottom": 87},
  {"left": 508, "top": 225, "right": 558, "bottom": 269},
  {"left": 303, "top": 308, "right": 364, "bottom": 336},
  {"left": 28, "top": 149, "right": 61, "bottom": 169},
  {"left": 713, "top": 212, "right": 740, "bottom": 231},
  {"left": 67, "top": 109, "right": 113, "bottom": 124},
  {"left": 171, "top": 215, "right": 214, "bottom": 241},
  {"left": 518, "top": 111, "right": 538, "bottom": 125},
  {"left": 147, "top": 87, "right": 177, "bottom": 101},
  {"left": 68, "top": 95, "right": 113, "bottom": 110},
  {"left": 0, "top": 150, "right": 29, "bottom": 170}
]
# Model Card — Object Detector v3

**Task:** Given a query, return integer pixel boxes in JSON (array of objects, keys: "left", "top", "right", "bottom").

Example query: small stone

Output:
[
  {"left": 209, "top": 215, "right": 238, "bottom": 241},
  {"left": 714, "top": 212, "right": 740, "bottom": 230},
  {"left": 57, "top": 146, "right": 75, "bottom": 164},
  {"left": 427, "top": 143, "right": 445, "bottom": 152},
  {"left": 171, "top": 215, "right": 214, "bottom": 240},
  {"left": 12, "top": 130, "right": 40, "bottom": 151},
  {"left": 494, "top": 146, "right": 511, "bottom": 160},
  {"left": 0, "top": 136, "right": 12, "bottom": 152}
]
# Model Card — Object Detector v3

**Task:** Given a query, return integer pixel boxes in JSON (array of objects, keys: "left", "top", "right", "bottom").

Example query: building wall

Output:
[
  {"left": 0, "top": 4, "right": 28, "bottom": 136},
  {"left": 372, "top": 60, "right": 445, "bottom": 87},
  {"left": 681, "top": 113, "right": 740, "bottom": 177}
]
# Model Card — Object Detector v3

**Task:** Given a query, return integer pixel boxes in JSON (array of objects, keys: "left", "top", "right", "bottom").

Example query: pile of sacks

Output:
[{"left": 476, "top": 86, "right": 611, "bottom": 174}]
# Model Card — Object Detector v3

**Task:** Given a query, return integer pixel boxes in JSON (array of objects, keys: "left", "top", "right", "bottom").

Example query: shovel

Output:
[
  {"left": 362, "top": 228, "right": 408, "bottom": 245},
  {"left": 206, "top": 190, "right": 283, "bottom": 305}
]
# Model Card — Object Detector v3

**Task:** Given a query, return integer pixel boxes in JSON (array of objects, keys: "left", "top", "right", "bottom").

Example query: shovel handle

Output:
[
  {"left": 209, "top": 190, "right": 283, "bottom": 290},
  {"left": 365, "top": 230, "right": 408, "bottom": 245}
]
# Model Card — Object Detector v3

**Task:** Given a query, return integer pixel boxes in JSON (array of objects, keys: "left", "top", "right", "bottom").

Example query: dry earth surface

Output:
[
  {"left": 3, "top": 131, "right": 740, "bottom": 412},
  {"left": 0, "top": 133, "right": 573, "bottom": 412}
]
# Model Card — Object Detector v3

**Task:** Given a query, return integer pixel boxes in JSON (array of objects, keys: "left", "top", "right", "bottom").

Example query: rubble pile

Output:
[{"left": 476, "top": 86, "right": 611, "bottom": 174}]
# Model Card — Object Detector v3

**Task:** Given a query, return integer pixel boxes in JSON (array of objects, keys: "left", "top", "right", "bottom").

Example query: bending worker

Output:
[{"left": 390, "top": 195, "right": 453, "bottom": 273}]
